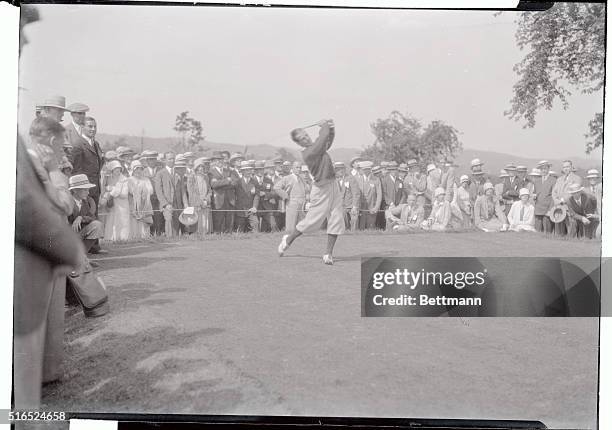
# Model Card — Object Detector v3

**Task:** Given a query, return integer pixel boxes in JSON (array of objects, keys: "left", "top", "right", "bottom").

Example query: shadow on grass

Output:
[
  {"left": 41, "top": 326, "right": 232, "bottom": 414},
  {"left": 94, "top": 256, "right": 186, "bottom": 272}
]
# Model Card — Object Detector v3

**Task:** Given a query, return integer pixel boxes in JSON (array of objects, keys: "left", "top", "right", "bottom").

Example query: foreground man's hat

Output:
[
  {"left": 567, "top": 183, "right": 584, "bottom": 194},
  {"left": 39, "top": 95, "right": 69, "bottom": 110},
  {"left": 67, "top": 102, "right": 89, "bottom": 113},
  {"left": 548, "top": 204, "right": 567, "bottom": 224},
  {"left": 69, "top": 174, "right": 96, "bottom": 190}
]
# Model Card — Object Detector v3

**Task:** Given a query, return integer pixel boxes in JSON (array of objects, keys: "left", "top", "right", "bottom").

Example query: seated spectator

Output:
[
  {"left": 474, "top": 182, "right": 509, "bottom": 232},
  {"left": 68, "top": 174, "right": 104, "bottom": 252},
  {"left": 566, "top": 183, "right": 599, "bottom": 239},
  {"left": 422, "top": 187, "right": 451, "bottom": 231},
  {"left": 387, "top": 193, "right": 426, "bottom": 232},
  {"left": 507, "top": 188, "right": 536, "bottom": 232}
]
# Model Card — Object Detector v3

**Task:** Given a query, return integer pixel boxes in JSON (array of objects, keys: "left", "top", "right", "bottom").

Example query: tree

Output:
[
  {"left": 504, "top": 3, "right": 604, "bottom": 153},
  {"left": 362, "top": 111, "right": 461, "bottom": 164},
  {"left": 173, "top": 111, "right": 206, "bottom": 152},
  {"left": 275, "top": 147, "right": 296, "bottom": 162}
]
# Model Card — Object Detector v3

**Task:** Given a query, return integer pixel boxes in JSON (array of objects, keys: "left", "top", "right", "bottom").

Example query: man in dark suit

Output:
[
  {"left": 209, "top": 152, "right": 237, "bottom": 233},
  {"left": 234, "top": 161, "right": 260, "bottom": 232},
  {"left": 258, "top": 161, "right": 280, "bottom": 232},
  {"left": 533, "top": 160, "right": 556, "bottom": 233},
  {"left": 68, "top": 116, "right": 104, "bottom": 210},
  {"left": 566, "top": 183, "right": 599, "bottom": 239},
  {"left": 68, "top": 174, "right": 104, "bottom": 253},
  {"left": 154, "top": 152, "right": 176, "bottom": 237},
  {"left": 334, "top": 162, "right": 361, "bottom": 231},
  {"left": 501, "top": 163, "right": 524, "bottom": 214}
]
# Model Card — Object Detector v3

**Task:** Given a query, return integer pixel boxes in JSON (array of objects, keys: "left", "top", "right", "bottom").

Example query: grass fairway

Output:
[{"left": 43, "top": 231, "right": 600, "bottom": 429}]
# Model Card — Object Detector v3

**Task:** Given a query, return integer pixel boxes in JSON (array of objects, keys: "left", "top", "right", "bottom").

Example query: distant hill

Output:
[{"left": 97, "top": 133, "right": 601, "bottom": 177}]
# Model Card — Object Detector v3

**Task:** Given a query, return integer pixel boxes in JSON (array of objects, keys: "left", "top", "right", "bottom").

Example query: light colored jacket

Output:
[
  {"left": 507, "top": 200, "right": 535, "bottom": 227},
  {"left": 552, "top": 172, "right": 582, "bottom": 205}
]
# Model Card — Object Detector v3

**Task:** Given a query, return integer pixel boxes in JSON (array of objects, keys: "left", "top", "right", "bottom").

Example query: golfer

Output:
[{"left": 277, "top": 119, "right": 345, "bottom": 265}]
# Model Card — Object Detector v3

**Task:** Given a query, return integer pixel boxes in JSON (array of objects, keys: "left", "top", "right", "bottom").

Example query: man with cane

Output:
[{"left": 278, "top": 119, "right": 345, "bottom": 265}]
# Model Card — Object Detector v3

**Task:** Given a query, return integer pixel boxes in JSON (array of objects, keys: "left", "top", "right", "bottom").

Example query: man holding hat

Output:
[
  {"left": 279, "top": 119, "right": 345, "bottom": 265},
  {"left": 566, "top": 183, "right": 599, "bottom": 239},
  {"left": 552, "top": 160, "right": 582, "bottom": 236},
  {"left": 68, "top": 174, "right": 105, "bottom": 252},
  {"left": 274, "top": 161, "right": 309, "bottom": 233},
  {"left": 64, "top": 102, "right": 89, "bottom": 148},
  {"left": 533, "top": 160, "right": 556, "bottom": 233},
  {"left": 334, "top": 161, "right": 361, "bottom": 231}
]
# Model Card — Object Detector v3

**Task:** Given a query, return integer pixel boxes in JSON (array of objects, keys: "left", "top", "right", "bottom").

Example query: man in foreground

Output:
[{"left": 278, "top": 119, "right": 345, "bottom": 265}]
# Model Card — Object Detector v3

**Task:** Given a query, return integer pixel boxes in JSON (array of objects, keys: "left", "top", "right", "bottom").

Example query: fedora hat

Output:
[
  {"left": 69, "top": 174, "right": 96, "bottom": 190},
  {"left": 178, "top": 207, "right": 199, "bottom": 227},
  {"left": 585, "top": 169, "right": 601, "bottom": 179},
  {"left": 220, "top": 150, "right": 231, "bottom": 159},
  {"left": 67, "top": 102, "right": 89, "bottom": 113},
  {"left": 39, "top": 95, "right": 69, "bottom": 110},
  {"left": 210, "top": 151, "right": 224, "bottom": 160},
  {"left": 470, "top": 158, "right": 484, "bottom": 168},
  {"left": 567, "top": 183, "right": 584, "bottom": 194},
  {"left": 548, "top": 204, "right": 567, "bottom": 224}
]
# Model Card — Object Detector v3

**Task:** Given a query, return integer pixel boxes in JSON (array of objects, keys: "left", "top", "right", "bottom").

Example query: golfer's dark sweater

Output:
[{"left": 302, "top": 123, "right": 335, "bottom": 184}]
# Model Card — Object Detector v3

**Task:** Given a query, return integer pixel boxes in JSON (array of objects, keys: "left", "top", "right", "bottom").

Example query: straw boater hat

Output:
[
  {"left": 282, "top": 160, "right": 292, "bottom": 167},
  {"left": 68, "top": 174, "right": 96, "bottom": 190},
  {"left": 178, "top": 207, "right": 199, "bottom": 227},
  {"left": 240, "top": 160, "right": 255, "bottom": 170},
  {"left": 567, "top": 183, "right": 584, "bottom": 194},
  {"left": 519, "top": 188, "right": 530, "bottom": 197},
  {"left": 548, "top": 204, "right": 567, "bottom": 224},
  {"left": 528, "top": 168, "right": 541, "bottom": 177},
  {"left": 39, "top": 95, "right": 69, "bottom": 110},
  {"left": 116, "top": 146, "right": 135, "bottom": 157},
  {"left": 434, "top": 187, "right": 446, "bottom": 198},
  {"left": 359, "top": 161, "right": 373, "bottom": 170},
  {"left": 537, "top": 160, "right": 552, "bottom": 167},
  {"left": 460, "top": 174, "right": 469, "bottom": 184},
  {"left": 67, "top": 102, "right": 89, "bottom": 113},
  {"left": 183, "top": 151, "right": 195, "bottom": 160},
  {"left": 516, "top": 165, "right": 528, "bottom": 173},
  {"left": 174, "top": 155, "right": 187, "bottom": 167},
  {"left": 470, "top": 158, "right": 484, "bottom": 168},
  {"left": 350, "top": 156, "right": 363, "bottom": 167},
  {"left": 141, "top": 150, "right": 159, "bottom": 160},
  {"left": 585, "top": 169, "right": 601, "bottom": 179},
  {"left": 504, "top": 163, "right": 517, "bottom": 171},
  {"left": 398, "top": 163, "right": 408, "bottom": 173},
  {"left": 426, "top": 163, "right": 436, "bottom": 174},
  {"left": 264, "top": 160, "right": 276, "bottom": 169},
  {"left": 254, "top": 160, "right": 266, "bottom": 170},
  {"left": 107, "top": 160, "right": 122, "bottom": 172},
  {"left": 499, "top": 169, "right": 509, "bottom": 178},
  {"left": 406, "top": 159, "right": 418, "bottom": 168},
  {"left": 194, "top": 158, "right": 209, "bottom": 171},
  {"left": 333, "top": 161, "right": 346, "bottom": 170},
  {"left": 387, "top": 161, "right": 398, "bottom": 170},
  {"left": 372, "top": 165, "right": 382, "bottom": 174}
]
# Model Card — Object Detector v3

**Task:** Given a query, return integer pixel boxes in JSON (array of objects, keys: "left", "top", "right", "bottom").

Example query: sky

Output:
[{"left": 18, "top": 4, "right": 604, "bottom": 160}]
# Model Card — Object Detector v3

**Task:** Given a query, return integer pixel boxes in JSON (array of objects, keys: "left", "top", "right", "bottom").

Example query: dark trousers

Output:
[
  {"left": 575, "top": 219, "right": 599, "bottom": 239},
  {"left": 258, "top": 211, "right": 278, "bottom": 232},
  {"left": 212, "top": 204, "right": 234, "bottom": 233},
  {"left": 534, "top": 214, "right": 552, "bottom": 233},
  {"left": 359, "top": 212, "right": 377, "bottom": 230},
  {"left": 150, "top": 195, "right": 164, "bottom": 236},
  {"left": 236, "top": 214, "right": 259, "bottom": 233},
  {"left": 376, "top": 202, "right": 387, "bottom": 230}
]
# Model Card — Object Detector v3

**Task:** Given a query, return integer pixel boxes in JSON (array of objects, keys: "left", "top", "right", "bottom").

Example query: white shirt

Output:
[
  {"left": 82, "top": 135, "right": 94, "bottom": 147},
  {"left": 73, "top": 197, "right": 82, "bottom": 212},
  {"left": 73, "top": 120, "right": 83, "bottom": 136},
  {"left": 166, "top": 166, "right": 172, "bottom": 175}
]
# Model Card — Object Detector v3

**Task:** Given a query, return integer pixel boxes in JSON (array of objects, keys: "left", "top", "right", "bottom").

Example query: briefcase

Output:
[{"left": 66, "top": 265, "right": 109, "bottom": 318}]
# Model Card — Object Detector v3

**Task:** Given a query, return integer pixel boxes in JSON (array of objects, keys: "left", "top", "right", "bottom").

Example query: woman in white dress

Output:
[
  {"left": 507, "top": 188, "right": 536, "bottom": 232},
  {"left": 102, "top": 160, "right": 131, "bottom": 241},
  {"left": 128, "top": 160, "right": 154, "bottom": 239}
]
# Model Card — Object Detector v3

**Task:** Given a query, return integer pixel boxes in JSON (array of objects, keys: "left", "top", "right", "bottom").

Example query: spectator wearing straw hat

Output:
[
  {"left": 585, "top": 169, "right": 602, "bottom": 237},
  {"left": 274, "top": 161, "right": 309, "bottom": 233},
  {"left": 350, "top": 156, "right": 363, "bottom": 178},
  {"left": 334, "top": 161, "right": 361, "bottom": 231},
  {"left": 38, "top": 95, "right": 69, "bottom": 123},
  {"left": 187, "top": 157, "right": 213, "bottom": 234},
  {"left": 422, "top": 187, "right": 451, "bottom": 231},
  {"left": 68, "top": 174, "right": 105, "bottom": 251},
  {"left": 64, "top": 102, "right": 89, "bottom": 147},
  {"left": 116, "top": 146, "right": 135, "bottom": 175},
  {"left": 473, "top": 182, "right": 508, "bottom": 232},
  {"left": 533, "top": 160, "right": 556, "bottom": 233},
  {"left": 233, "top": 161, "right": 260, "bottom": 233},
  {"left": 507, "top": 188, "right": 536, "bottom": 232},
  {"left": 525, "top": 168, "right": 541, "bottom": 196},
  {"left": 552, "top": 160, "right": 582, "bottom": 236},
  {"left": 358, "top": 161, "right": 382, "bottom": 230},
  {"left": 154, "top": 152, "right": 176, "bottom": 237},
  {"left": 566, "top": 183, "right": 599, "bottom": 239},
  {"left": 128, "top": 160, "right": 154, "bottom": 239},
  {"left": 501, "top": 163, "right": 524, "bottom": 214},
  {"left": 494, "top": 169, "right": 509, "bottom": 204},
  {"left": 172, "top": 155, "right": 192, "bottom": 235}
]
